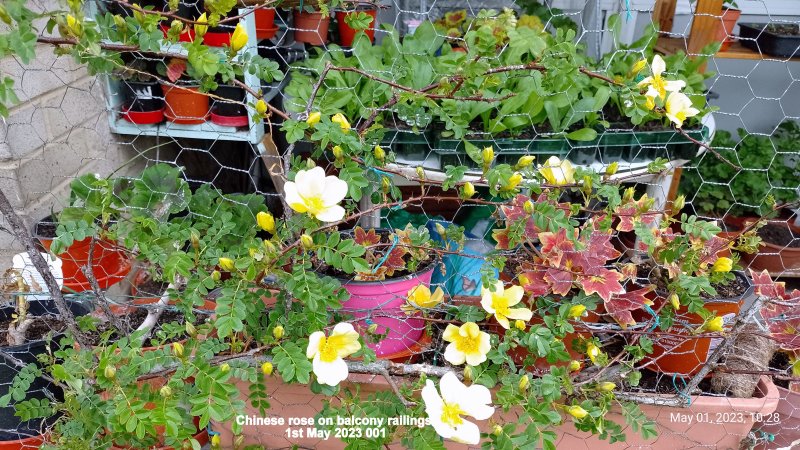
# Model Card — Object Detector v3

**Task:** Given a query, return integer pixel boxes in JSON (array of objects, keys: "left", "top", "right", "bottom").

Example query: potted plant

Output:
[
  {"left": 334, "top": 1, "right": 378, "bottom": 47},
  {"left": 740, "top": 23, "right": 800, "bottom": 58},
  {"left": 680, "top": 121, "right": 800, "bottom": 274},
  {"left": 158, "top": 58, "right": 210, "bottom": 124},
  {"left": 714, "top": 1, "right": 740, "bottom": 52},
  {"left": 254, "top": 6, "right": 279, "bottom": 39},
  {"left": 334, "top": 224, "right": 438, "bottom": 357},
  {"left": 0, "top": 269, "right": 91, "bottom": 449},
  {"left": 751, "top": 269, "right": 800, "bottom": 448},
  {"left": 113, "top": 59, "right": 165, "bottom": 125},
  {"left": 159, "top": 0, "right": 203, "bottom": 42},
  {"left": 293, "top": 0, "right": 336, "bottom": 45}
]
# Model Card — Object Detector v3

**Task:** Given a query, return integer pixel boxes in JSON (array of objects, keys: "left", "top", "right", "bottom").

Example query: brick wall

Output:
[{"left": 0, "top": 42, "right": 147, "bottom": 270}]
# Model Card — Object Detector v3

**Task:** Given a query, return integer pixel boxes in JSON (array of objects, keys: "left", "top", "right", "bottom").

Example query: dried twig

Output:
[
  {"left": 677, "top": 127, "right": 741, "bottom": 170},
  {"left": 81, "top": 238, "right": 126, "bottom": 335}
]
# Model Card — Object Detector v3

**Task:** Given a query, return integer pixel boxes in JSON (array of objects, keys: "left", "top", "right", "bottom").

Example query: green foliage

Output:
[{"left": 680, "top": 121, "right": 800, "bottom": 217}]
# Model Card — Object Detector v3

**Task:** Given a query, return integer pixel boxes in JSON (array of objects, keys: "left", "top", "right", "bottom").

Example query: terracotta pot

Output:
[
  {"left": 740, "top": 218, "right": 800, "bottom": 274},
  {"left": 754, "top": 383, "right": 800, "bottom": 449},
  {"left": 0, "top": 434, "right": 45, "bottom": 449},
  {"left": 161, "top": 84, "right": 209, "bottom": 124},
  {"left": 335, "top": 5, "right": 377, "bottom": 46},
  {"left": 210, "top": 372, "right": 777, "bottom": 449},
  {"left": 255, "top": 8, "right": 278, "bottom": 39},
  {"left": 293, "top": 10, "right": 330, "bottom": 45},
  {"left": 714, "top": 8, "right": 741, "bottom": 52},
  {"left": 639, "top": 271, "right": 752, "bottom": 377}
]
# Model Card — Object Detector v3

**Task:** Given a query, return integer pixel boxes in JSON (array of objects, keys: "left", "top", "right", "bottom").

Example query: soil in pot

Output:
[
  {"left": 210, "top": 84, "right": 248, "bottom": 127},
  {"left": 335, "top": 5, "right": 377, "bottom": 46},
  {"left": 293, "top": 10, "right": 330, "bottom": 45},
  {"left": 638, "top": 270, "right": 751, "bottom": 377},
  {"left": 162, "top": 83, "right": 209, "bottom": 124},
  {"left": 0, "top": 299, "right": 91, "bottom": 440},
  {"left": 741, "top": 220, "right": 800, "bottom": 273}
]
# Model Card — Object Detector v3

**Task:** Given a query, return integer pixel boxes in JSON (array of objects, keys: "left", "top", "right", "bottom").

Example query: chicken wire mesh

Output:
[{"left": 0, "top": 0, "right": 798, "bottom": 448}]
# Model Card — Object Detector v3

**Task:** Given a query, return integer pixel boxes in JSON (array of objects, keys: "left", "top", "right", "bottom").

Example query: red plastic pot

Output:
[
  {"left": 203, "top": 30, "right": 232, "bottom": 47},
  {"left": 0, "top": 434, "right": 45, "bottom": 449},
  {"left": 255, "top": 8, "right": 278, "bottom": 39},
  {"left": 37, "top": 232, "right": 130, "bottom": 293},
  {"left": 335, "top": 5, "right": 377, "bottom": 46},
  {"left": 161, "top": 84, "right": 209, "bottom": 124},
  {"left": 293, "top": 10, "right": 330, "bottom": 45}
]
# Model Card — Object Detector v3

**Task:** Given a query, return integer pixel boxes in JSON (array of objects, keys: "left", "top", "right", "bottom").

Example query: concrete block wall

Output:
[{"left": 0, "top": 42, "right": 148, "bottom": 270}]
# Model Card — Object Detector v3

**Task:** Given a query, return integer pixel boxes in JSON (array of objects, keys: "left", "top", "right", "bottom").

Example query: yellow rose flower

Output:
[
  {"left": 306, "top": 111, "right": 321, "bottom": 127},
  {"left": 256, "top": 211, "right": 276, "bottom": 233},
  {"left": 538, "top": 156, "right": 575, "bottom": 185},
  {"left": 331, "top": 113, "right": 351, "bottom": 133},
  {"left": 712, "top": 256, "right": 733, "bottom": 273},
  {"left": 480, "top": 281, "right": 533, "bottom": 329},
  {"left": 442, "top": 322, "right": 491, "bottom": 366}
]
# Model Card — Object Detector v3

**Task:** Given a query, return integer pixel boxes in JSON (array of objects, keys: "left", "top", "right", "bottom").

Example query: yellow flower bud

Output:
[
  {"left": 172, "top": 342, "right": 184, "bottom": 358},
  {"left": 331, "top": 113, "right": 351, "bottom": 133},
  {"left": 381, "top": 176, "right": 391, "bottom": 194},
  {"left": 514, "top": 319, "right": 526, "bottom": 331},
  {"left": 463, "top": 365, "right": 473, "bottom": 383},
  {"left": 332, "top": 145, "right": 344, "bottom": 160},
  {"left": 596, "top": 382, "right": 616, "bottom": 392},
  {"left": 705, "top": 316, "right": 724, "bottom": 333},
  {"left": 631, "top": 58, "right": 647, "bottom": 75},
  {"left": 190, "top": 231, "right": 200, "bottom": 250},
  {"left": 712, "top": 257, "right": 733, "bottom": 273},
  {"left": 506, "top": 172, "right": 523, "bottom": 191},
  {"left": 160, "top": 385, "right": 173, "bottom": 397},
  {"left": 195, "top": 12, "right": 208, "bottom": 37},
  {"left": 568, "top": 360, "right": 581, "bottom": 372},
  {"left": 606, "top": 161, "right": 619, "bottom": 176},
  {"left": 300, "top": 234, "right": 314, "bottom": 249},
  {"left": 672, "top": 195, "right": 685, "bottom": 214},
  {"left": 273, "top": 325, "right": 285, "bottom": 340},
  {"left": 306, "top": 159, "right": 316, "bottom": 169},
  {"left": 518, "top": 375, "right": 529, "bottom": 391},
  {"left": 230, "top": 23, "right": 248, "bottom": 53},
  {"left": 257, "top": 211, "right": 276, "bottom": 233},
  {"left": 587, "top": 342, "right": 601, "bottom": 365},
  {"left": 461, "top": 182, "right": 475, "bottom": 199},
  {"left": 568, "top": 405, "right": 589, "bottom": 419},
  {"left": 493, "top": 424, "right": 503, "bottom": 436},
  {"left": 169, "top": 19, "right": 183, "bottom": 35},
  {"left": 306, "top": 111, "right": 321, "bottom": 128},
  {"left": 220, "top": 363, "right": 230, "bottom": 373},
  {"left": 367, "top": 323, "right": 379, "bottom": 334},
  {"left": 669, "top": 293, "right": 680, "bottom": 310},
  {"left": 481, "top": 147, "right": 494, "bottom": 166},
  {"left": 211, "top": 270, "right": 221, "bottom": 281},
  {"left": 262, "top": 362, "right": 273, "bottom": 376},
  {"left": 435, "top": 223, "right": 447, "bottom": 238},
  {"left": 516, "top": 155, "right": 535, "bottom": 169},
  {"left": 568, "top": 304, "right": 587, "bottom": 319},
  {"left": 218, "top": 257, "right": 236, "bottom": 272},
  {"left": 113, "top": 14, "right": 126, "bottom": 30},
  {"left": 523, "top": 200, "right": 534, "bottom": 214},
  {"left": 66, "top": 14, "right": 83, "bottom": 37},
  {"left": 256, "top": 99, "right": 268, "bottom": 116},
  {"left": 104, "top": 365, "right": 116, "bottom": 379},
  {"left": 416, "top": 166, "right": 425, "bottom": 180},
  {"left": 211, "top": 434, "right": 221, "bottom": 448},
  {"left": 262, "top": 239, "right": 275, "bottom": 252},
  {"left": 185, "top": 321, "right": 197, "bottom": 337},
  {"left": 374, "top": 145, "right": 386, "bottom": 161}
]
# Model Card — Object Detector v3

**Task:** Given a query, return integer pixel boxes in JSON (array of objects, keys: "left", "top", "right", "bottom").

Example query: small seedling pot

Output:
[
  {"left": 211, "top": 84, "right": 249, "bottom": 127},
  {"left": 255, "top": 7, "right": 278, "bottom": 39},
  {"left": 120, "top": 80, "right": 164, "bottom": 125},
  {"left": 161, "top": 83, "right": 210, "bottom": 124},
  {"left": 293, "top": 10, "right": 330, "bottom": 45}
]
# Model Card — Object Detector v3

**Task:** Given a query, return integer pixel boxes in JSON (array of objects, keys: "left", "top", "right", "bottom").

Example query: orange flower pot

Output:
[
  {"left": 714, "top": 8, "right": 741, "bottom": 52},
  {"left": 293, "top": 10, "right": 330, "bottom": 45},
  {"left": 161, "top": 84, "right": 209, "bottom": 124}
]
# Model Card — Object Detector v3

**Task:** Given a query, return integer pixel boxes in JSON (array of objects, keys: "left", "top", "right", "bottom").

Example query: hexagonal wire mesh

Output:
[{"left": 0, "top": 0, "right": 798, "bottom": 448}]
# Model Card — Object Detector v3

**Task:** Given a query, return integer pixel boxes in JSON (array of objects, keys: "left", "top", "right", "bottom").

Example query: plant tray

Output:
[
  {"left": 739, "top": 23, "right": 800, "bottom": 58},
  {"left": 434, "top": 126, "right": 710, "bottom": 169}
]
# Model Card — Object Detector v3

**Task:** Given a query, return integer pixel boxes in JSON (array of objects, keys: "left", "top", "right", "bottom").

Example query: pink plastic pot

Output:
[
  {"left": 340, "top": 263, "right": 435, "bottom": 357},
  {"left": 755, "top": 383, "right": 800, "bottom": 449}
]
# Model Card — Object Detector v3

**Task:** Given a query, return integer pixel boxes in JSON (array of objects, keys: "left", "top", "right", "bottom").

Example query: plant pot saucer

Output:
[
  {"left": 210, "top": 111, "right": 249, "bottom": 127},
  {"left": 121, "top": 105, "right": 165, "bottom": 125},
  {"left": 164, "top": 110, "right": 210, "bottom": 125},
  {"left": 256, "top": 25, "right": 279, "bottom": 40}
]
